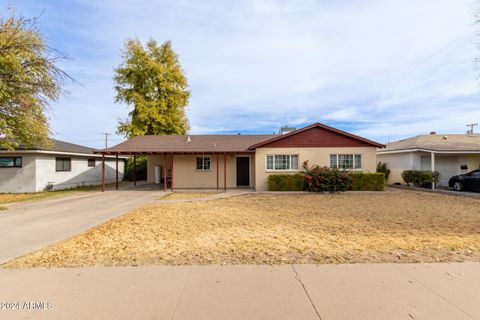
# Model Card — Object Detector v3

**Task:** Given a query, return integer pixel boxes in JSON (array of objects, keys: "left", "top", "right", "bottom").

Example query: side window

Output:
[
  {"left": 0, "top": 157, "right": 22, "bottom": 168},
  {"left": 87, "top": 159, "right": 96, "bottom": 167},
  {"left": 56, "top": 158, "right": 71, "bottom": 172}
]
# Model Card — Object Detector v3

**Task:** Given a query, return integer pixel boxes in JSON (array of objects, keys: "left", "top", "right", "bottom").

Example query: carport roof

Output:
[
  {"left": 96, "top": 134, "right": 276, "bottom": 154},
  {"left": 380, "top": 134, "right": 480, "bottom": 152}
]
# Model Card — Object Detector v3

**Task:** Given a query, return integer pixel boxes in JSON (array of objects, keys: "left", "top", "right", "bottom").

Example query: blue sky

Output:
[{"left": 5, "top": 0, "right": 480, "bottom": 148}]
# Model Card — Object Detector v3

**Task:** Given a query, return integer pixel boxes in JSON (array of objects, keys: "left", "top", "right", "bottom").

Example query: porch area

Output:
[{"left": 97, "top": 152, "right": 255, "bottom": 192}]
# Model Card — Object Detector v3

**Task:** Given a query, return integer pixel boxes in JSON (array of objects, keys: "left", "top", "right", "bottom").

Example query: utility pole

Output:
[
  {"left": 466, "top": 123, "right": 478, "bottom": 134},
  {"left": 103, "top": 132, "right": 111, "bottom": 149}
]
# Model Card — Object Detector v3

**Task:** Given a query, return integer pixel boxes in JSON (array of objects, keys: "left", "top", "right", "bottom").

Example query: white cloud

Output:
[{"left": 11, "top": 0, "right": 480, "bottom": 147}]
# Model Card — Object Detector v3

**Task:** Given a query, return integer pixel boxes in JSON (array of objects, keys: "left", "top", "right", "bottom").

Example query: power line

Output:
[
  {"left": 466, "top": 123, "right": 478, "bottom": 134},
  {"left": 103, "top": 132, "right": 111, "bottom": 149}
]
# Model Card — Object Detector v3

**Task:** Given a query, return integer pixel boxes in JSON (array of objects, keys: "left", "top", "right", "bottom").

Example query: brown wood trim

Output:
[{"left": 248, "top": 123, "right": 384, "bottom": 149}]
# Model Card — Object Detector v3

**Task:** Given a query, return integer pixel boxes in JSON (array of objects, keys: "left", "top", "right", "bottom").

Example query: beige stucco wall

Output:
[
  {"left": 254, "top": 147, "right": 377, "bottom": 191},
  {"left": 147, "top": 154, "right": 255, "bottom": 189}
]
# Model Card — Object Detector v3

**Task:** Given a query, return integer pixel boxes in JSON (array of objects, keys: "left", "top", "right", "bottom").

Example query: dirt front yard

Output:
[{"left": 3, "top": 189, "right": 480, "bottom": 267}]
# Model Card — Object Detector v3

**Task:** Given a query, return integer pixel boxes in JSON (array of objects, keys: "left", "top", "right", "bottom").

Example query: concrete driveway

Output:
[
  {"left": 0, "top": 188, "right": 163, "bottom": 264},
  {"left": 0, "top": 263, "right": 478, "bottom": 320}
]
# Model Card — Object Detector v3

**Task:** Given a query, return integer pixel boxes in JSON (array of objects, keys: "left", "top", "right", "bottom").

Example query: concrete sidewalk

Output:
[
  {"left": 0, "top": 189, "right": 162, "bottom": 264},
  {"left": 0, "top": 263, "right": 478, "bottom": 320}
]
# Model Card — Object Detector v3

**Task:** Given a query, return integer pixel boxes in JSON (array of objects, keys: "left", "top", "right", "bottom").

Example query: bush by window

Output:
[
  {"left": 376, "top": 162, "right": 390, "bottom": 180},
  {"left": 266, "top": 162, "right": 385, "bottom": 192},
  {"left": 401, "top": 170, "right": 440, "bottom": 187},
  {"left": 303, "top": 161, "right": 352, "bottom": 192},
  {"left": 350, "top": 172, "right": 385, "bottom": 191},
  {"left": 267, "top": 173, "right": 304, "bottom": 191}
]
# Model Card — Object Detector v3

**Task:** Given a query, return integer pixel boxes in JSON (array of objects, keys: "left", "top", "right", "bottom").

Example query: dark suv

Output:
[{"left": 448, "top": 169, "right": 480, "bottom": 191}]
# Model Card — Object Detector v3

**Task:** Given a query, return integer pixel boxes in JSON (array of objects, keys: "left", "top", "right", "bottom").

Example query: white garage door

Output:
[{"left": 436, "top": 157, "right": 460, "bottom": 186}]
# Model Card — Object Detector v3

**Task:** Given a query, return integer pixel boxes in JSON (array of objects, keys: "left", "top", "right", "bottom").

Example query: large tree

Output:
[
  {"left": 114, "top": 39, "right": 190, "bottom": 138},
  {"left": 0, "top": 9, "right": 70, "bottom": 150}
]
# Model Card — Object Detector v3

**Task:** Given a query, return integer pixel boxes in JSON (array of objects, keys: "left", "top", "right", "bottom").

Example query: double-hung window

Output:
[
  {"left": 266, "top": 155, "right": 299, "bottom": 171},
  {"left": 56, "top": 157, "right": 71, "bottom": 172},
  {"left": 0, "top": 157, "right": 22, "bottom": 168},
  {"left": 196, "top": 156, "right": 211, "bottom": 171},
  {"left": 330, "top": 154, "right": 362, "bottom": 170}
]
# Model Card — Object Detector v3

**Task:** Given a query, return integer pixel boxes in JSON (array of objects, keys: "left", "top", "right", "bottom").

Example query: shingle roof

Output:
[
  {"left": 14, "top": 139, "right": 95, "bottom": 154},
  {"left": 97, "top": 134, "right": 276, "bottom": 154},
  {"left": 382, "top": 134, "right": 480, "bottom": 152}
]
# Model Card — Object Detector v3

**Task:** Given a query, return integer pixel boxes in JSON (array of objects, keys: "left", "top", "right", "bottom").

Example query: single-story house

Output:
[
  {"left": 0, "top": 139, "right": 125, "bottom": 193},
  {"left": 97, "top": 123, "right": 384, "bottom": 191},
  {"left": 377, "top": 133, "right": 480, "bottom": 187}
]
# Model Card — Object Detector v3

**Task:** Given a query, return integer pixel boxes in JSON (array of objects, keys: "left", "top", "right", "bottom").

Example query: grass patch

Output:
[
  {"left": 4, "top": 189, "right": 480, "bottom": 268},
  {"left": 0, "top": 184, "right": 119, "bottom": 207}
]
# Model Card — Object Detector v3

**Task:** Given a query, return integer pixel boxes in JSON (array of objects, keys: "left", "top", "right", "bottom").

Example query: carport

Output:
[
  {"left": 95, "top": 151, "right": 238, "bottom": 192},
  {"left": 94, "top": 134, "right": 267, "bottom": 192}
]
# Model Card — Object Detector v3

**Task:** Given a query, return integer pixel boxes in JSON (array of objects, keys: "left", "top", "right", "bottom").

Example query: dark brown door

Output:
[{"left": 236, "top": 157, "right": 250, "bottom": 186}]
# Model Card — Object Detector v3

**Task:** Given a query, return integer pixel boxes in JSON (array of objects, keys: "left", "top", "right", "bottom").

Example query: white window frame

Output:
[
  {"left": 330, "top": 154, "right": 362, "bottom": 170},
  {"left": 265, "top": 154, "right": 299, "bottom": 172},
  {"left": 196, "top": 156, "right": 211, "bottom": 171}
]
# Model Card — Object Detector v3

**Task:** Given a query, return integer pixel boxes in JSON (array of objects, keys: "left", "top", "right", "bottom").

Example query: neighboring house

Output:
[
  {"left": 377, "top": 133, "right": 480, "bottom": 187},
  {"left": 0, "top": 140, "right": 125, "bottom": 193},
  {"left": 97, "top": 123, "right": 383, "bottom": 191}
]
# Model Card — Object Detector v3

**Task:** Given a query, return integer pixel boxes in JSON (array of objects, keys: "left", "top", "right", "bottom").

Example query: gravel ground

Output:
[{"left": 3, "top": 189, "right": 480, "bottom": 268}]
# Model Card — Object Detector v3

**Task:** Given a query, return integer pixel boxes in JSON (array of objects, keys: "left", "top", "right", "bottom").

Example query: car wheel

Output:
[{"left": 453, "top": 182, "right": 463, "bottom": 191}]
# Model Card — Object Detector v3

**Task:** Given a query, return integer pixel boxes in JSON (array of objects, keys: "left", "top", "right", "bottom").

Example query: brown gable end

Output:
[{"left": 252, "top": 126, "right": 378, "bottom": 148}]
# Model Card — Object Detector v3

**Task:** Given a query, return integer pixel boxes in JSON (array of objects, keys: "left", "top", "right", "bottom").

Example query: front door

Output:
[{"left": 236, "top": 157, "right": 250, "bottom": 187}]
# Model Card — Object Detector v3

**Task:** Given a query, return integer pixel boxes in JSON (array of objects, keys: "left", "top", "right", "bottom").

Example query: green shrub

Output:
[
  {"left": 401, "top": 170, "right": 440, "bottom": 187},
  {"left": 267, "top": 173, "right": 304, "bottom": 191},
  {"left": 350, "top": 172, "right": 385, "bottom": 191},
  {"left": 376, "top": 162, "right": 390, "bottom": 180},
  {"left": 303, "top": 161, "right": 352, "bottom": 192},
  {"left": 123, "top": 155, "right": 147, "bottom": 181}
]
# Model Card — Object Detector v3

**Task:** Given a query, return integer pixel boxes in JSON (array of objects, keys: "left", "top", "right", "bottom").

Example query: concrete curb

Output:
[{"left": 389, "top": 184, "right": 480, "bottom": 199}]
